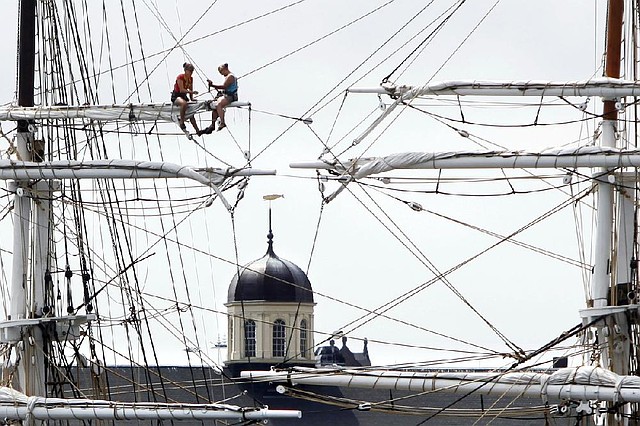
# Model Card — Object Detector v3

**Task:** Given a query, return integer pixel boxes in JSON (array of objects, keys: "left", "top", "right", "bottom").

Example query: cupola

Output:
[{"left": 225, "top": 203, "right": 316, "bottom": 374}]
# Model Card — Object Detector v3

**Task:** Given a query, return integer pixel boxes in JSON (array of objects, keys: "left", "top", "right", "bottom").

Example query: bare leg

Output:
[
  {"left": 189, "top": 117, "right": 200, "bottom": 134},
  {"left": 217, "top": 97, "right": 229, "bottom": 130},
  {"left": 174, "top": 98, "right": 188, "bottom": 127}
]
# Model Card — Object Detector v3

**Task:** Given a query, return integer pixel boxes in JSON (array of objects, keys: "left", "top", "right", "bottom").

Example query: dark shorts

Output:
[
  {"left": 171, "top": 91, "right": 189, "bottom": 103},
  {"left": 224, "top": 92, "right": 238, "bottom": 103}
]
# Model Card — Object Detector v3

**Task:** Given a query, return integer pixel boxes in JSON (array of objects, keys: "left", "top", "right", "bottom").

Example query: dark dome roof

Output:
[{"left": 228, "top": 232, "right": 314, "bottom": 303}]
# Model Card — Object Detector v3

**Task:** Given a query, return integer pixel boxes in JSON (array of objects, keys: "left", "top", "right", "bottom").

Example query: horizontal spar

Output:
[
  {"left": 348, "top": 80, "right": 635, "bottom": 147},
  {"left": 0, "top": 386, "right": 302, "bottom": 420},
  {"left": 0, "top": 160, "right": 274, "bottom": 182},
  {"left": 242, "top": 366, "right": 640, "bottom": 404},
  {"left": 0, "top": 406, "right": 300, "bottom": 421},
  {"left": 349, "top": 78, "right": 640, "bottom": 98},
  {"left": 0, "top": 160, "right": 275, "bottom": 212},
  {"left": 0, "top": 100, "right": 250, "bottom": 122},
  {"left": 291, "top": 148, "right": 640, "bottom": 177},
  {"left": 0, "top": 159, "right": 221, "bottom": 183}
]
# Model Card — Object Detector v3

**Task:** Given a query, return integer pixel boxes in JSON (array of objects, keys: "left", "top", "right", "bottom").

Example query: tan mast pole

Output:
[
  {"left": 596, "top": 1, "right": 626, "bottom": 424},
  {"left": 603, "top": 0, "right": 624, "bottom": 120},
  {"left": 594, "top": 0, "right": 623, "bottom": 308}
]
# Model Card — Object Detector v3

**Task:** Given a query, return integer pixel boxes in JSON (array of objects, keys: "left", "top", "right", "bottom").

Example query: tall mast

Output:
[
  {"left": 17, "top": 0, "right": 35, "bottom": 112},
  {"left": 9, "top": 0, "right": 46, "bottom": 397},
  {"left": 592, "top": 0, "right": 629, "bottom": 424},
  {"left": 593, "top": 1, "right": 623, "bottom": 304},
  {"left": 595, "top": 0, "right": 623, "bottom": 292}
]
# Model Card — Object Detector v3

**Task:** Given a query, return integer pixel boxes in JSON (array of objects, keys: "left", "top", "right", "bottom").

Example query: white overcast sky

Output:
[{"left": 0, "top": 1, "right": 613, "bottom": 367}]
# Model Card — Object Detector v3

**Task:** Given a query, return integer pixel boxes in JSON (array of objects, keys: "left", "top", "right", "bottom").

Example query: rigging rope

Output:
[
  {"left": 382, "top": 0, "right": 464, "bottom": 84},
  {"left": 240, "top": 0, "right": 396, "bottom": 80},
  {"left": 324, "top": 180, "right": 593, "bottom": 361}
]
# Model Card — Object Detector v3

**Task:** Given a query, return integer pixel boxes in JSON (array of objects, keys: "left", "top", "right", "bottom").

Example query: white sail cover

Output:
[
  {"left": 0, "top": 159, "right": 217, "bottom": 182},
  {"left": 242, "top": 366, "right": 640, "bottom": 404},
  {"left": 349, "top": 78, "right": 640, "bottom": 98},
  {"left": 0, "top": 159, "right": 244, "bottom": 211},
  {"left": 347, "top": 78, "right": 640, "bottom": 146},
  {"left": 292, "top": 146, "right": 640, "bottom": 202},
  {"left": 292, "top": 147, "right": 640, "bottom": 178},
  {"left": 0, "top": 100, "right": 250, "bottom": 122},
  {"left": 0, "top": 159, "right": 274, "bottom": 185},
  {"left": 0, "top": 386, "right": 301, "bottom": 421}
]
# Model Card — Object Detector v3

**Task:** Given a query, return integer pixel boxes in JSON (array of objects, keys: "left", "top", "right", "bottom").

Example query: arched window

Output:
[
  {"left": 244, "top": 320, "right": 256, "bottom": 358},
  {"left": 299, "top": 319, "right": 308, "bottom": 358},
  {"left": 273, "top": 319, "right": 286, "bottom": 357}
]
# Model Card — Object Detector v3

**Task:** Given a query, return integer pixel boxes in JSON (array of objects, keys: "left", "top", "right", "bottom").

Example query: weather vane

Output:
[{"left": 263, "top": 194, "right": 284, "bottom": 235}]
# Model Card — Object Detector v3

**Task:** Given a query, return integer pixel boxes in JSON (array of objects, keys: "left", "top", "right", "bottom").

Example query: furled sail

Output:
[
  {"left": 242, "top": 366, "right": 640, "bottom": 404},
  {"left": 348, "top": 78, "right": 640, "bottom": 150},
  {"left": 0, "top": 159, "right": 272, "bottom": 185},
  {"left": 0, "top": 160, "right": 275, "bottom": 213},
  {"left": 0, "top": 159, "right": 249, "bottom": 212},
  {"left": 0, "top": 100, "right": 250, "bottom": 122},
  {"left": 292, "top": 147, "right": 640, "bottom": 177},
  {"left": 0, "top": 386, "right": 301, "bottom": 421},
  {"left": 350, "top": 78, "right": 640, "bottom": 98},
  {"left": 292, "top": 147, "right": 639, "bottom": 202}
]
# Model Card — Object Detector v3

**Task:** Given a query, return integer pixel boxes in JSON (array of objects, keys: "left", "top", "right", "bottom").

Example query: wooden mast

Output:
[
  {"left": 596, "top": 0, "right": 629, "bottom": 424},
  {"left": 603, "top": 0, "right": 624, "bottom": 121},
  {"left": 9, "top": 0, "right": 47, "bottom": 399},
  {"left": 593, "top": 0, "right": 623, "bottom": 312}
]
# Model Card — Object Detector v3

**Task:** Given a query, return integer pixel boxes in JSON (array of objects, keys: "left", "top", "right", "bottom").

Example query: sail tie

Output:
[
  {"left": 539, "top": 375, "right": 549, "bottom": 404},
  {"left": 128, "top": 105, "right": 139, "bottom": 135},
  {"left": 614, "top": 376, "right": 625, "bottom": 403},
  {"left": 25, "top": 395, "right": 37, "bottom": 424}
]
